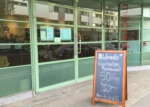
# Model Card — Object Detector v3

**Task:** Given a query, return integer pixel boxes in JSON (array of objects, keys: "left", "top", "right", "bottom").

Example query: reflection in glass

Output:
[
  {"left": 78, "top": 44, "right": 101, "bottom": 58},
  {"left": 0, "top": 0, "right": 29, "bottom": 21},
  {"left": 78, "top": 11, "right": 90, "bottom": 26},
  {"left": 120, "top": 30, "right": 139, "bottom": 41},
  {"left": 78, "top": 28, "right": 101, "bottom": 42},
  {"left": 64, "top": 8, "right": 74, "bottom": 25},
  {"left": 105, "top": 42, "right": 118, "bottom": 50},
  {"left": 105, "top": 15, "right": 114, "bottom": 28},
  {"left": 36, "top": 4, "right": 74, "bottom": 25},
  {"left": 0, "top": 21, "right": 30, "bottom": 43},
  {"left": 120, "top": 4, "right": 141, "bottom": 16},
  {"left": 105, "top": 29, "right": 118, "bottom": 41},
  {"left": 38, "top": 45, "right": 74, "bottom": 62},
  {"left": 36, "top": 3, "right": 59, "bottom": 23},
  {"left": 0, "top": 45, "right": 31, "bottom": 67}
]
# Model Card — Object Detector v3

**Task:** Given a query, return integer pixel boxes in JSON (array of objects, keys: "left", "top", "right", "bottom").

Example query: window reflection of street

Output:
[
  {"left": 38, "top": 45, "right": 74, "bottom": 62},
  {"left": 38, "top": 44, "right": 102, "bottom": 62},
  {"left": 105, "top": 42, "right": 118, "bottom": 50},
  {"left": 78, "top": 44, "right": 101, "bottom": 58}
]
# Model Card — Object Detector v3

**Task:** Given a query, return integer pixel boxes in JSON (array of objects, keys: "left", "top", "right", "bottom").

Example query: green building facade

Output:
[{"left": 0, "top": 0, "right": 150, "bottom": 104}]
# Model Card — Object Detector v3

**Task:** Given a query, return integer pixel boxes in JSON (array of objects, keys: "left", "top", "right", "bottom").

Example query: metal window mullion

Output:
[
  {"left": 141, "top": 5, "right": 143, "bottom": 65},
  {"left": 29, "top": 0, "right": 39, "bottom": 94},
  {"left": 102, "top": 0, "right": 105, "bottom": 50},
  {"left": 74, "top": 0, "right": 78, "bottom": 82}
]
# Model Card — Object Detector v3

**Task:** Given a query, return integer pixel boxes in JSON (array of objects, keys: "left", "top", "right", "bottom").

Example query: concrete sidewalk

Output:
[{"left": 2, "top": 70, "right": 150, "bottom": 107}]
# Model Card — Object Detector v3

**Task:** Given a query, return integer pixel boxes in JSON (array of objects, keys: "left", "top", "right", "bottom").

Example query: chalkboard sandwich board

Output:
[{"left": 92, "top": 50, "right": 127, "bottom": 107}]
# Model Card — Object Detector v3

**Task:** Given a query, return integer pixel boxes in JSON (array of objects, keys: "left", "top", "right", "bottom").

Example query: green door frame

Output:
[
  {"left": 28, "top": 0, "right": 39, "bottom": 94},
  {"left": 28, "top": 0, "right": 119, "bottom": 94}
]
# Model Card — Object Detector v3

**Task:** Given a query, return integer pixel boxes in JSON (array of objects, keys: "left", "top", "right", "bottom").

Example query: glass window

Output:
[
  {"left": 0, "top": 21, "right": 30, "bottom": 43},
  {"left": 78, "top": 28, "right": 101, "bottom": 42},
  {"left": 36, "top": 4, "right": 74, "bottom": 25},
  {"left": 120, "top": 4, "right": 141, "bottom": 16},
  {"left": 36, "top": 25, "right": 74, "bottom": 43},
  {"left": 105, "top": 42, "right": 118, "bottom": 50},
  {"left": 105, "top": 29, "right": 118, "bottom": 41},
  {"left": 78, "top": 43, "right": 101, "bottom": 58},
  {"left": 0, "top": 0, "right": 29, "bottom": 21},
  {"left": 0, "top": 45, "right": 31, "bottom": 67},
  {"left": 143, "top": 42, "right": 150, "bottom": 52},
  {"left": 64, "top": 8, "right": 74, "bottom": 25},
  {"left": 77, "top": 0, "right": 101, "bottom": 10},
  {"left": 36, "top": 3, "right": 59, "bottom": 23},
  {"left": 78, "top": 10, "right": 103, "bottom": 27},
  {"left": 38, "top": 45, "right": 74, "bottom": 62},
  {"left": 120, "top": 30, "right": 139, "bottom": 41},
  {"left": 105, "top": 13, "right": 118, "bottom": 28},
  {"left": 143, "top": 53, "right": 150, "bottom": 65},
  {"left": 143, "top": 21, "right": 150, "bottom": 29}
]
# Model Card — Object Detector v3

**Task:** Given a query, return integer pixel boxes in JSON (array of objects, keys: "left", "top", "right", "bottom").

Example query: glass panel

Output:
[
  {"left": 36, "top": 4, "right": 74, "bottom": 25},
  {"left": 143, "top": 42, "right": 150, "bottom": 52},
  {"left": 105, "top": 42, "right": 118, "bottom": 50},
  {"left": 39, "top": 61, "right": 75, "bottom": 88},
  {"left": 92, "top": 13, "right": 102, "bottom": 27},
  {"left": 78, "top": 10, "right": 102, "bottom": 27},
  {"left": 77, "top": 0, "right": 101, "bottom": 9},
  {"left": 0, "top": 21, "right": 30, "bottom": 43},
  {"left": 143, "top": 53, "right": 150, "bottom": 65},
  {"left": 143, "top": 30, "right": 150, "bottom": 41},
  {"left": 0, "top": 45, "right": 31, "bottom": 67},
  {"left": 37, "top": 25, "right": 74, "bottom": 43},
  {"left": 105, "top": 1, "right": 118, "bottom": 12},
  {"left": 127, "top": 53, "right": 141, "bottom": 66},
  {"left": 0, "top": 66, "right": 31, "bottom": 97},
  {"left": 127, "top": 41, "right": 140, "bottom": 53},
  {"left": 105, "top": 12, "right": 118, "bottom": 28},
  {"left": 120, "top": 41, "right": 140, "bottom": 52},
  {"left": 78, "top": 28, "right": 101, "bottom": 42},
  {"left": 78, "top": 58, "right": 94, "bottom": 78},
  {"left": 36, "top": 3, "right": 58, "bottom": 23},
  {"left": 105, "top": 29, "right": 118, "bottom": 41},
  {"left": 120, "top": 21, "right": 140, "bottom": 30},
  {"left": 64, "top": 8, "right": 74, "bottom": 25},
  {"left": 120, "top": 4, "right": 141, "bottom": 16},
  {"left": 78, "top": 10, "right": 90, "bottom": 26},
  {"left": 38, "top": 44, "right": 74, "bottom": 62},
  {"left": 120, "top": 30, "right": 139, "bottom": 41},
  {"left": 143, "top": 21, "right": 150, "bottom": 29},
  {"left": 143, "top": 8, "right": 150, "bottom": 18},
  {"left": 37, "top": 0, "right": 73, "bottom": 6},
  {"left": 0, "top": 0, "right": 29, "bottom": 21},
  {"left": 78, "top": 43, "right": 101, "bottom": 58},
  {"left": 105, "top": 29, "right": 118, "bottom": 50}
]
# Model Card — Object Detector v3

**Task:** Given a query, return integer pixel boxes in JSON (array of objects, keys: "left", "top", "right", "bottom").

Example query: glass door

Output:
[
  {"left": 77, "top": 9, "right": 102, "bottom": 80},
  {"left": 119, "top": 4, "right": 141, "bottom": 66},
  {"left": 35, "top": 1, "right": 76, "bottom": 92},
  {"left": 142, "top": 7, "right": 150, "bottom": 65}
]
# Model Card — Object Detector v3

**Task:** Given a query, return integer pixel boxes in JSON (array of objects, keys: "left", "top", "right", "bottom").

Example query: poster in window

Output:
[
  {"left": 60, "top": 28, "right": 71, "bottom": 41},
  {"left": 40, "top": 26, "right": 54, "bottom": 41}
]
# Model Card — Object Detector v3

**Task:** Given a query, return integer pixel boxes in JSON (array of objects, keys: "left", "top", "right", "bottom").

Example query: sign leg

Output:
[{"left": 92, "top": 98, "right": 95, "bottom": 105}]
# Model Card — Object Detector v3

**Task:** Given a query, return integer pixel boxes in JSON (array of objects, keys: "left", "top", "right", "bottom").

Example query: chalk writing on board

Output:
[{"left": 95, "top": 53, "right": 123, "bottom": 102}]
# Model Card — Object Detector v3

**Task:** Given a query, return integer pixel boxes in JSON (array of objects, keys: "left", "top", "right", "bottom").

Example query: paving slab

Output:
[{"left": 2, "top": 70, "right": 150, "bottom": 107}]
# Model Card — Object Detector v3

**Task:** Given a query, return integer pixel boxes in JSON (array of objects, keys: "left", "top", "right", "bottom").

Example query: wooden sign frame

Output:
[{"left": 92, "top": 50, "right": 127, "bottom": 107}]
